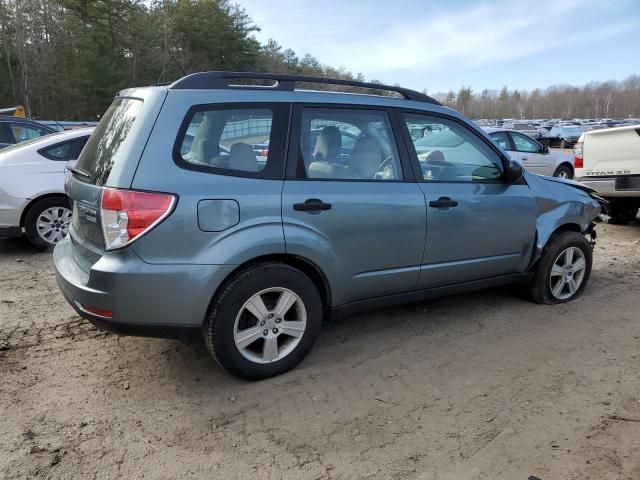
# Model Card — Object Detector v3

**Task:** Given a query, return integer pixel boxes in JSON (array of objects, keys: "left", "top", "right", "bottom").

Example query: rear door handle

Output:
[
  {"left": 293, "top": 198, "right": 332, "bottom": 212},
  {"left": 429, "top": 197, "right": 458, "bottom": 209}
]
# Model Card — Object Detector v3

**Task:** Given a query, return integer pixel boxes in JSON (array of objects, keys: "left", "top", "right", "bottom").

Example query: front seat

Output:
[
  {"left": 196, "top": 139, "right": 216, "bottom": 164},
  {"left": 312, "top": 126, "right": 341, "bottom": 162},
  {"left": 308, "top": 126, "right": 347, "bottom": 178},
  {"left": 229, "top": 143, "right": 258, "bottom": 172},
  {"left": 349, "top": 137, "right": 383, "bottom": 179}
]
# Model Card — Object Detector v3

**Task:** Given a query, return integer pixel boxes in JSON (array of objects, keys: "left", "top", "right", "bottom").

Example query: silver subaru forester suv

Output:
[{"left": 54, "top": 72, "right": 602, "bottom": 379}]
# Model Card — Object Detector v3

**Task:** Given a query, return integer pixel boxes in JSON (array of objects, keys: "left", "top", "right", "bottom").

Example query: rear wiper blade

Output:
[{"left": 67, "top": 165, "right": 91, "bottom": 180}]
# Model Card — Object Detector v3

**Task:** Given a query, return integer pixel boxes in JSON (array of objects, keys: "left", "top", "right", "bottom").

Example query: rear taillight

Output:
[
  {"left": 573, "top": 141, "right": 583, "bottom": 169},
  {"left": 260, "top": 148, "right": 269, "bottom": 157},
  {"left": 101, "top": 188, "right": 176, "bottom": 250}
]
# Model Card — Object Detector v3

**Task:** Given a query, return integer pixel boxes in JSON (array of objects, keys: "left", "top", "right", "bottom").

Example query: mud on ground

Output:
[{"left": 1, "top": 221, "right": 639, "bottom": 479}]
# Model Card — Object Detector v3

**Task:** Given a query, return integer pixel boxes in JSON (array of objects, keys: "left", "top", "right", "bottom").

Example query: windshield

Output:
[{"left": 74, "top": 98, "right": 142, "bottom": 185}]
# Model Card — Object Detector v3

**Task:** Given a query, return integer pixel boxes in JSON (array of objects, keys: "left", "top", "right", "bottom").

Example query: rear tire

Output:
[
  {"left": 204, "top": 262, "right": 323, "bottom": 380},
  {"left": 24, "top": 197, "right": 72, "bottom": 250},
  {"left": 528, "top": 231, "right": 592, "bottom": 305},
  {"left": 553, "top": 164, "right": 573, "bottom": 179}
]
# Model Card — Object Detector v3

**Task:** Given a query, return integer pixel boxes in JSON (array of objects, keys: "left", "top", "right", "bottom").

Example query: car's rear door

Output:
[
  {"left": 488, "top": 131, "right": 518, "bottom": 161},
  {"left": 400, "top": 111, "right": 537, "bottom": 289},
  {"left": 281, "top": 105, "right": 427, "bottom": 306}
]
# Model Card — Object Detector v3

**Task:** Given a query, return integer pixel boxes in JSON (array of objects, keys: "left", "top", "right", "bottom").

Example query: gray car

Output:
[{"left": 53, "top": 72, "right": 603, "bottom": 379}]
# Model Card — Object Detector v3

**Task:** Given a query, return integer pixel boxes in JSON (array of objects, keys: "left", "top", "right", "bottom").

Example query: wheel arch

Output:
[
  {"left": 555, "top": 161, "right": 574, "bottom": 177},
  {"left": 20, "top": 193, "right": 69, "bottom": 228},
  {"left": 206, "top": 253, "right": 332, "bottom": 323},
  {"left": 528, "top": 222, "right": 583, "bottom": 271}
]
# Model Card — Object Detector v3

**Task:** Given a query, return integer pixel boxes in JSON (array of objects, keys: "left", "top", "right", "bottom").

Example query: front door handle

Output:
[
  {"left": 429, "top": 197, "right": 458, "bottom": 209},
  {"left": 293, "top": 198, "right": 332, "bottom": 212}
]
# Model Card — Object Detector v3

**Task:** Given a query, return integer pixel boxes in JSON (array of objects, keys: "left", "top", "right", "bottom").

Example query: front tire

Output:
[
  {"left": 204, "top": 262, "right": 323, "bottom": 380},
  {"left": 528, "top": 231, "right": 592, "bottom": 304},
  {"left": 24, "top": 197, "right": 72, "bottom": 250}
]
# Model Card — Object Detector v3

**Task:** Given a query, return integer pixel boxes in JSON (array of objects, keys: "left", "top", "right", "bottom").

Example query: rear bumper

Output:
[
  {"left": 577, "top": 176, "right": 640, "bottom": 197},
  {"left": 53, "top": 236, "right": 236, "bottom": 338}
]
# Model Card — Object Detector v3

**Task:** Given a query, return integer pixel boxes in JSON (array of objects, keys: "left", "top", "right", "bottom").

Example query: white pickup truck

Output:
[{"left": 575, "top": 125, "right": 640, "bottom": 224}]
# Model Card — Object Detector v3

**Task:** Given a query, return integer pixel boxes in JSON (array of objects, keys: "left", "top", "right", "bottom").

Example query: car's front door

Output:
[
  {"left": 400, "top": 112, "right": 538, "bottom": 289},
  {"left": 282, "top": 106, "right": 427, "bottom": 306},
  {"left": 509, "top": 131, "right": 550, "bottom": 175}
]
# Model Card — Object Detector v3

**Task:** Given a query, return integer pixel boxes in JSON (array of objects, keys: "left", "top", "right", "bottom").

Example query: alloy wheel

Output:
[
  {"left": 233, "top": 287, "right": 307, "bottom": 364},
  {"left": 36, "top": 206, "right": 72, "bottom": 245},
  {"left": 549, "top": 247, "right": 586, "bottom": 300}
]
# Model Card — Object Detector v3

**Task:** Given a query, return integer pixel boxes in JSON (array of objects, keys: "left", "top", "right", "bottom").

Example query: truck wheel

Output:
[
  {"left": 553, "top": 165, "right": 573, "bottom": 179},
  {"left": 607, "top": 203, "right": 639, "bottom": 225},
  {"left": 24, "top": 197, "right": 72, "bottom": 250},
  {"left": 204, "top": 262, "right": 323, "bottom": 380},
  {"left": 528, "top": 231, "right": 592, "bottom": 305}
]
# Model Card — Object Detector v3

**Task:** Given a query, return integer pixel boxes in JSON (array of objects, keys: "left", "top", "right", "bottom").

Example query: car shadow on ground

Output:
[
  {"left": 0, "top": 237, "right": 47, "bottom": 255},
  {"left": 155, "top": 285, "right": 527, "bottom": 392}
]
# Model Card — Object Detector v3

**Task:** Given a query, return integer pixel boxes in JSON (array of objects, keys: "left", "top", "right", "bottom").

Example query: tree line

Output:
[
  {"left": 436, "top": 78, "right": 640, "bottom": 120},
  {"left": 1, "top": 0, "right": 638, "bottom": 121},
  {"left": 0, "top": 0, "right": 370, "bottom": 120}
]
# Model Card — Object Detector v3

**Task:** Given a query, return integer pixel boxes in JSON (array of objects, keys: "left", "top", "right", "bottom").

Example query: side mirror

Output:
[
  {"left": 504, "top": 159, "right": 524, "bottom": 183},
  {"left": 542, "top": 145, "right": 549, "bottom": 154}
]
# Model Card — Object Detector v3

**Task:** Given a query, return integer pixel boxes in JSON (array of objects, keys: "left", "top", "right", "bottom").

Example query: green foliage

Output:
[{"left": 1, "top": 0, "right": 637, "bottom": 120}]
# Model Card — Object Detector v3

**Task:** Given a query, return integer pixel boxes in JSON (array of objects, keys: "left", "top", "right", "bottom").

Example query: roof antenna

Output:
[{"left": 170, "top": 55, "right": 186, "bottom": 76}]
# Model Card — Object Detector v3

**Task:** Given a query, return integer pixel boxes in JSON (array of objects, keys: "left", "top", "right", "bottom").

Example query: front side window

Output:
[
  {"left": 511, "top": 132, "right": 540, "bottom": 153},
  {"left": 178, "top": 108, "right": 274, "bottom": 175},
  {"left": 297, "top": 108, "right": 402, "bottom": 181},
  {"left": 403, "top": 113, "right": 504, "bottom": 182},
  {"left": 39, "top": 136, "right": 89, "bottom": 161}
]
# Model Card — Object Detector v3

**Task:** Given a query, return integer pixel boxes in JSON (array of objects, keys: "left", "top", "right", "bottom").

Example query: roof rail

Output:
[{"left": 169, "top": 71, "right": 441, "bottom": 105}]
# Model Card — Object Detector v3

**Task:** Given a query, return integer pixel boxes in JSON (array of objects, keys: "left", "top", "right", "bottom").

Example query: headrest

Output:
[
  {"left": 229, "top": 143, "right": 258, "bottom": 172},
  {"left": 313, "top": 126, "right": 341, "bottom": 161}
]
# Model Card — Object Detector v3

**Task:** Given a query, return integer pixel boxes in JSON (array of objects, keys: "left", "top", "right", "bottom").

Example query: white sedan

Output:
[
  {"left": 0, "top": 127, "right": 93, "bottom": 248},
  {"left": 484, "top": 128, "right": 575, "bottom": 179}
]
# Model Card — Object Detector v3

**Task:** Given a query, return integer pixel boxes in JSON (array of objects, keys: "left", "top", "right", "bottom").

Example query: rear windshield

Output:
[{"left": 74, "top": 98, "right": 142, "bottom": 185}]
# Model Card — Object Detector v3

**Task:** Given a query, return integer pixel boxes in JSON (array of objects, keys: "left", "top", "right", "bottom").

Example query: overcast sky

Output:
[{"left": 238, "top": 0, "right": 640, "bottom": 93}]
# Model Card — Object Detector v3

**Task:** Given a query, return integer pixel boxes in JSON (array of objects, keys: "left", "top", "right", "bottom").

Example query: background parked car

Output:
[
  {"left": 485, "top": 128, "right": 575, "bottom": 178},
  {"left": 574, "top": 124, "right": 640, "bottom": 224},
  {"left": 501, "top": 121, "right": 542, "bottom": 140},
  {"left": 545, "top": 126, "right": 584, "bottom": 148},
  {"left": 0, "top": 127, "right": 93, "bottom": 248},
  {"left": 0, "top": 116, "right": 56, "bottom": 148}
]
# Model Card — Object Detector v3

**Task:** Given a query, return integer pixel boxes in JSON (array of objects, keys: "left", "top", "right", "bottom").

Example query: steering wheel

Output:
[{"left": 376, "top": 156, "right": 396, "bottom": 179}]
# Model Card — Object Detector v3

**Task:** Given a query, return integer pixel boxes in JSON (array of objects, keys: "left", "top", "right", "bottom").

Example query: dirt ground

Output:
[{"left": 1, "top": 220, "right": 640, "bottom": 480}]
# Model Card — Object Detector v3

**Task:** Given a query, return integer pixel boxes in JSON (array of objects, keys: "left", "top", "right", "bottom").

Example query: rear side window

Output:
[
  {"left": 175, "top": 105, "right": 288, "bottom": 179},
  {"left": 75, "top": 98, "right": 142, "bottom": 185},
  {"left": 489, "top": 131, "right": 511, "bottom": 150},
  {"left": 39, "top": 136, "right": 89, "bottom": 161},
  {"left": 10, "top": 123, "right": 50, "bottom": 143}
]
